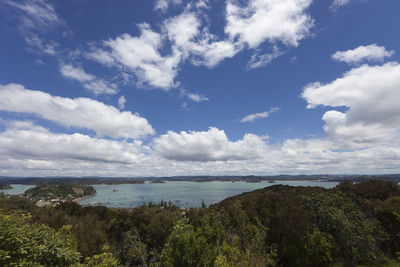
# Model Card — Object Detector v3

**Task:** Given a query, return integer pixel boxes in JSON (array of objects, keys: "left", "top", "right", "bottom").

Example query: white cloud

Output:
[
  {"left": 240, "top": 107, "right": 280, "bottom": 123},
  {"left": 118, "top": 96, "right": 126, "bottom": 109},
  {"left": 195, "top": 0, "right": 209, "bottom": 9},
  {"left": 85, "top": 48, "right": 115, "bottom": 66},
  {"left": 247, "top": 46, "right": 284, "bottom": 69},
  {"left": 4, "top": 0, "right": 63, "bottom": 55},
  {"left": 332, "top": 44, "right": 394, "bottom": 65},
  {"left": 82, "top": 80, "right": 117, "bottom": 95},
  {"left": 24, "top": 34, "right": 58, "bottom": 55},
  {"left": 331, "top": 0, "right": 351, "bottom": 10},
  {"left": 0, "top": 121, "right": 146, "bottom": 164},
  {"left": 60, "top": 64, "right": 94, "bottom": 82},
  {"left": 154, "top": 0, "right": 182, "bottom": 12},
  {"left": 152, "top": 127, "right": 269, "bottom": 161},
  {"left": 90, "top": 12, "right": 238, "bottom": 90},
  {"left": 2, "top": 119, "right": 400, "bottom": 176},
  {"left": 59, "top": 64, "right": 117, "bottom": 94},
  {"left": 186, "top": 93, "right": 209, "bottom": 102},
  {"left": 225, "top": 0, "right": 314, "bottom": 48},
  {"left": 5, "top": 0, "right": 61, "bottom": 30},
  {"left": 100, "top": 23, "right": 181, "bottom": 90},
  {"left": 163, "top": 11, "right": 240, "bottom": 68},
  {"left": 0, "top": 83, "right": 154, "bottom": 139},
  {"left": 89, "top": 1, "right": 314, "bottom": 91},
  {"left": 3, "top": 61, "right": 400, "bottom": 175},
  {"left": 302, "top": 62, "right": 400, "bottom": 148},
  {"left": 180, "top": 89, "right": 209, "bottom": 102}
]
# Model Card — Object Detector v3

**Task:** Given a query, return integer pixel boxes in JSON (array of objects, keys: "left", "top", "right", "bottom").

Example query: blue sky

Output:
[{"left": 0, "top": 0, "right": 399, "bottom": 176}]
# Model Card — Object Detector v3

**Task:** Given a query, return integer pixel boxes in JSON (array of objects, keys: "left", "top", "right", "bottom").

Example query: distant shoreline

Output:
[{"left": 0, "top": 174, "right": 399, "bottom": 186}]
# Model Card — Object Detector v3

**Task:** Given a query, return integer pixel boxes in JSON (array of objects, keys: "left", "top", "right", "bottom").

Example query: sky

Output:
[{"left": 0, "top": 0, "right": 399, "bottom": 177}]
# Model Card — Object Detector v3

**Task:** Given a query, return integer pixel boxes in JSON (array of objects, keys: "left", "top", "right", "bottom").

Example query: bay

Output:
[
  {"left": 78, "top": 180, "right": 339, "bottom": 208},
  {"left": 0, "top": 184, "right": 35, "bottom": 195}
]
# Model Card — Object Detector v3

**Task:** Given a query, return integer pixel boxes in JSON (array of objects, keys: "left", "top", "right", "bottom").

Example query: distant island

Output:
[
  {"left": 24, "top": 183, "right": 95, "bottom": 207},
  {"left": 0, "top": 184, "right": 12, "bottom": 190}
]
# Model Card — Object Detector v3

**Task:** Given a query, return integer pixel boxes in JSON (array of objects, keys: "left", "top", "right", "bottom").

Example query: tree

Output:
[
  {"left": 160, "top": 219, "right": 213, "bottom": 267},
  {"left": 0, "top": 209, "right": 81, "bottom": 266}
]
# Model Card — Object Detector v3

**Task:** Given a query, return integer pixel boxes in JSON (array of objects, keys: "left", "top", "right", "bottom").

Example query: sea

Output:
[
  {"left": 0, "top": 181, "right": 339, "bottom": 208},
  {"left": 77, "top": 180, "right": 339, "bottom": 208}
]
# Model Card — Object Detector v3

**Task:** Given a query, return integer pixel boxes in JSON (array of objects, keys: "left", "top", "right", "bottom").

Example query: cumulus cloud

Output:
[
  {"left": 59, "top": 64, "right": 117, "bottom": 95},
  {"left": 0, "top": 120, "right": 145, "bottom": 164},
  {"left": 302, "top": 62, "right": 400, "bottom": 148},
  {"left": 88, "top": 12, "right": 238, "bottom": 90},
  {"left": 60, "top": 64, "right": 94, "bottom": 82},
  {"left": 98, "top": 24, "right": 181, "bottom": 90},
  {"left": 88, "top": 1, "right": 313, "bottom": 91},
  {"left": 2, "top": 60, "right": 400, "bottom": 175},
  {"left": 332, "top": 44, "right": 394, "bottom": 65},
  {"left": 2, "top": 119, "right": 400, "bottom": 176},
  {"left": 225, "top": 0, "right": 314, "bottom": 48},
  {"left": 152, "top": 127, "right": 269, "bottom": 161},
  {"left": 163, "top": 11, "right": 239, "bottom": 68},
  {"left": 240, "top": 107, "right": 280, "bottom": 123},
  {"left": 118, "top": 96, "right": 126, "bottom": 109},
  {"left": 154, "top": 0, "right": 182, "bottom": 12},
  {"left": 85, "top": 48, "right": 115, "bottom": 66},
  {"left": 0, "top": 83, "right": 154, "bottom": 139}
]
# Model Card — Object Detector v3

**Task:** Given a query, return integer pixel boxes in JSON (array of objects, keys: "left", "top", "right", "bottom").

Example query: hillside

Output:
[
  {"left": 24, "top": 183, "right": 95, "bottom": 201},
  {"left": 0, "top": 179, "right": 399, "bottom": 266}
]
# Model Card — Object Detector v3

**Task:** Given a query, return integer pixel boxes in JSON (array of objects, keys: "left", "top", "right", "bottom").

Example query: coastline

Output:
[{"left": 73, "top": 193, "right": 95, "bottom": 203}]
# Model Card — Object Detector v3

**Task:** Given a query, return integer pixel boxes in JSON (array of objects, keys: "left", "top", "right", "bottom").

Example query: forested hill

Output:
[
  {"left": 205, "top": 180, "right": 400, "bottom": 266},
  {"left": 0, "top": 179, "right": 399, "bottom": 266},
  {"left": 24, "top": 183, "right": 95, "bottom": 201}
]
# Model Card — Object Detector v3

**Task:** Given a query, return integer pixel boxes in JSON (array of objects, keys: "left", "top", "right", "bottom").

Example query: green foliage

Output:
[
  {"left": 24, "top": 183, "right": 95, "bottom": 200},
  {"left": 160, "top": 218, "right": 213, "bottom": 267},
  {"left": 0, "top": 209, "right": 81, "bottom": 266},
  {"left": 76, "top": 246, "right": 121, "bottom": 267},
  {"left": 0, "top": 194, "right": 36, "bottom": 211},
  {"left": 301, "top": 191, "right": 388, "bottom": 265},
  {"left": 119, "top": 230, "right": 149, "bottom": 266},
  {"left": 302, "top": 228, "right": 337, "bottom": 266},
  {"left": 336, "top": 179, "right": 400, "bottom": 200},
  {"left": 1, "top": 179, "right": 399, "bottom": 266},
  {"left": 29, "top": 201, "right": 182, "bottom": 265},
  {"left": 375, "top": 196, "right": 400, "bottom": 255},
  {"left": 82, "top": 252, "right": 121, "bottom": 267}
]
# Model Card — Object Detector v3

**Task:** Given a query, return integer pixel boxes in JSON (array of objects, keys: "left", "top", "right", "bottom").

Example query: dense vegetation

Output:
[
  {"left": 0, "top": 179, "right": 399, "bottom": 266},
  {"left": 24, "top": 183, "right": 95, "bottom": 200}
]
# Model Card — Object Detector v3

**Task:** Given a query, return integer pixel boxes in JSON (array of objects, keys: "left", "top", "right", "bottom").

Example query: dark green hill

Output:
[
  {"left": 0, "top": 184, "right": 12, "bottom": 190},
  {"left": 24, "top": 183, "right": 95, "bottom": 200},
  {"left": 195, "top": 180, "right": 400, "bottom": 266}
]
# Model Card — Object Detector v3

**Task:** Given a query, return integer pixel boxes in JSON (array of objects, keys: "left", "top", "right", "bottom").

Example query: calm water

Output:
[
  {"left": 78, "top": 181, "right": 339, "bottom": 208},
  {"left": 0, "top": 184, "right": 35, "bottom": 195}
]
